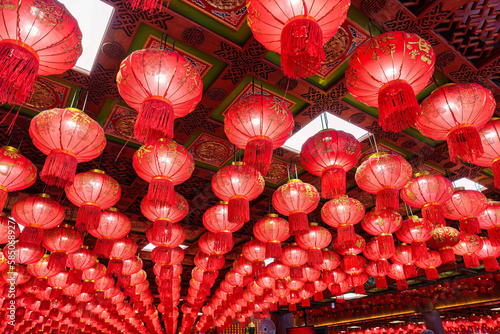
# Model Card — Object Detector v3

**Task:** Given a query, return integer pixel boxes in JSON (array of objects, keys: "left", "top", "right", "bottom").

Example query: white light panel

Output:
[{"left": 453, "top": 177, "right": 486, "bottom": 191}]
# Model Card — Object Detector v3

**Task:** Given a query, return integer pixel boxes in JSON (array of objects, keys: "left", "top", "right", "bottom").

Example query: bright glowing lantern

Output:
[
  {"left": 296, "top": 222, "right": 332, "bottom": 265},
  {"left": 443, "top": 188, "right": 487, "bottom": 234},
  {"left": 322, "top": 195, "right": 365, "bottom": 243},
  {"left": 253, "top": 214, "right": 290, "bottom": 258}
]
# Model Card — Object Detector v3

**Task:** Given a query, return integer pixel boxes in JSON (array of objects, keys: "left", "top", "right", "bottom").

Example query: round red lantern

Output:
[
  {"left": 148, "top": 224, "right": 186, "bottom": 267},
  {"left": 388, "top": 264, "right": 408, "bottom": 290},
  {"left": 66, "top": 169, "right": 121, "bottom": 231},
  {"left": 253, "top": 214, "right": 290, "bottom": 258},
  {"left": 428, "top": 226, "right": 460, "bottom": 263},
  {"left": 81, "top": 262, "right": 107, "bottom": 294},
  {"left": 246, "top": 0, "right": 349, "bottom": 78},
  {"left": 281, "top": 243, "right": 309, "bottom": 280},
  {"left": 328, "top": 270, "right": 348, "bottom": 296},
  {"left": 2, "top": 264, "right": 31, "bottom": 285},
  {"left": 107, "top": 237, "right": 138, "bottom": 276},
  {"left": 66, "top": 246, "right": 96, "bottom": 285},
  {"left": 340, "top": 255, "right": 366, "bottom": 276},
  {"left": 476, "top": 238, "right": 500, "bottom": 272},
  {"left": 203, "top": 201, "right": 243, "bottom": 253},
  {"left": 296, "top": 222, "right": 332, "bottom": 265},
  {"left": 13, "top": 193, "right": 65, "bottom": 247},
  {"left": 312, "top": 249, "right": 340, "bottom": 284},
  {"left": 366, "top": 260, "right": 389, "bottom": 289},
  {"left": 322, "top": 196, "right": 365, "bottom": 243},
  {"left": 87, "top": 208, "right": 131, "bottom": 258},
  {"left": 348, "top": 272, "right": 369, "bottom": 294},
  {"left": 224, "top": 94, "right": 294, "bottom": 176},
  {"left": 42, "top": 224, "right": 83, "bottom": 271},
  {"left": 391, "top": 244, "right": 417, "bottom": 278},
  {"left": 478, "top": 200, "right": 500, "bottom": 246},
  {"left": 302, "top": 264, "right": 321, "bottom": 295},
  {"left": 266, "top": 261, "right": 290, "bottom": 290},
  {"left": 300, "top": 129, "right": 361, "bottom": 199},
  {"left": 415, "top": 250, "right": 442, "bottom": 280},
  {"left": 362, "top": 208, "right": 403, "bottom": 258},
  {"left": 3, "top": 243, "right": 43, "bottom": 264},
  {"left": 233, "top": 256, "right": 253, "bottom": 278},
  {"left": 346, "top": 32, "right": 435, "bottom": 132},
  {"left": 401, "top": 172, "right": 454, "bottom": 227},
  {"left": 212, "top": 162, "right": 264, "bottom": 224},
  {"left": 395, "top": 216, "right": 432, "bottom": 261},
  {"left": 474, "top": 119, "right": 500, "bottom": 188},
  {"left": 0, "top": 213, "right": 19, "bottom": 244},
  {"left": 117, "top": 48, "right": 203, "bottom": 144},
  {"left": 242, "top": 240, "right": 267, "bottom": 277},
  {"left": 134, "top": 138, "right": 194, "bottom": 207},
  {"left": 0, "top": 146, "right": 36, "bottom": 211},
  {"left": 443, "top": 188, "right": 487, "bottom": 234},
  {"left": 0, "top": 0, "right": 82, "bottom": 106},
  {"left": 417, "top": 83, "right": 495, "bottom": 163},
  {"left": 335, "top": 233, "right": 366, "bottom": 274},
  {"left": 30, "top": 108, "right": 106, "bottom": 188},
  {"left": 452, "top": 233, "right": 483, "bottom": 268},
  {"left": 272, "top": 179, "right": 319, "bottom": 235}
]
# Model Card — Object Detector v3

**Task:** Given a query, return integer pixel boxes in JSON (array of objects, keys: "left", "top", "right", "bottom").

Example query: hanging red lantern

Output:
[
  {"left": 391, "top": 244, "right": 417, "bottom": 278},
  {"left": 273, "top": 179, "right": 319, "bottom": 235},
  {"left": 253, "top": 214, "right": 290, "bottom": 258},
  {"left": 313, "top": 279, "right": 328, "bottom": 302},
  {"left": 87, "top": 208, "right": 131, "bottom": 258},
  {"left": 233, "top": 256, "right": 253, "bottom": 278},
  {"left": 224, "top": 94, "right": 294, "bottom": 176},
  {"left": 476, "top": 238, "right": 500, "bottom": 272},
  {"left": 296, "top": 222, "right": 332, "bottom": 265},
  {"left": 0, "top": 0, "right": 82, "bottom": 106},
  {"left": 328, "top": 275, "right": 349, "bottom": 298},
  {"left": 242, "top": 240, "right": 267, "bottom": 277},
  {"left": 66, "top": 246, "right": 96, "bottom": 285},
  {"left": 0, "top": 146, "right": 36, "bottom": 211},
  {"left": 30, "top": 108, "right": 106, "bottom": 188},
  {"left": 246, "top": 0, "right": 349, "bottom": 78},
  {"left": 3, "top": 243, "right": 43, "bottom": 264},
  {"left": 2, "top": 264, "right": 31, "bottom": 285},
  {"left": 266, "top": 261, "right": 290, "bottom": 290},
  {"left": 366, "top": 260, "right": 389, "bottom": 289},
  {"left": 119, "top": 256, "right": 143, "bottom": 287},
  {"left": 322, "top": 196, "right": 365, "bottom": 243},
  {"left": 478, "top": 200, "right": 500, "bottom": 246},
  {"left": 388, "top": 264, "right": 408, "bottom": 290},
  {"left": 212, "top": 162, "right": 264, "bottom": 224},
  {"left": 395, "top": 216, "right": 432, "bottom": 262},
  {"left": 134, "top": 138, "right": 194, "bottom": 207},
  {"left": 428, "top": 225, "right": 460, "bottom": 264},
  {"left": 47, "top": 271, "right": 70, "bottom": 300},
  {"left": 474, "top": 119, "right": 500, "bottom": 188},
  {"left": 346, "top": 32, "right": 435, "bottom": 132},
  {"left": 348, "top": 272, "right": 369, "bottom": 294},
  {"left": 281, "top": 243, "right": 308, "bottom": 280},
  {"left": 117, "top": 48, "right": 203, "bottom": 144},
  {"left": 335, "top": 233, "right": 366, "bottom": 274},
  {"left": 107, "top": 237, "right": 138, "bottom": 276},
  {"left": 443, "top": 188, "right": 487, "bottom": 234},
  {"left": 356, "top": 153, "right": 412, "bottom": 210},
  {"left": 312, "top": 249, "right": 340, "bottom": 285},
  {"left": 362, "top": 208, "right": 403, "bottom": 259},
  {"left": 452, "top": 233, "right": 483, "bottom": 268},
  {"left": 66, "top": 169, "right": 121, "bottom": 232},
  {"left": 415, "top": 250, "right": 442, "bottom": 280},
  {"left": 203, "top": 201, "right": 243, "bottom": 253},
  {"left": 302, "top": 265, "right": 321, "bottom": 295},
  {"left": 401, "top": 172, "right": 454, "bottom": 227},
  {"left": 81, "top": 262, "right": 107, "bottom": 294},
  {"left": 417, "top": 83, "right": 495, "bottom": 162},
  {"left": 300, "top": 129, "right": 361, "bottom": 199},
  {"left": 13, "top": 193, "right": 65, "bottom": 248},
  {"left": 42, "top": 224, "right": 83, "bottom": 271}
]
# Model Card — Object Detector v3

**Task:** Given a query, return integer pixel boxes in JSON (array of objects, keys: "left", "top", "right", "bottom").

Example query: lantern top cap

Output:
[
  {"left": 66, "top": 107, "right": 85, "bottom": 113},
  {"left": 414, "top": 171, "right": 430, "bottom": 177},
  {"left": 291, "top": 242, "right": 298, "bottom": 246},
  {"left": 266, "top": 213, "right": 279, "bottom": 218},
  {"left": 219, "top": 201, "right": 228, "bottom": 205},
  {"left": 453, "top": 187, "right": 465, "bottom": 191},
  {"left": 38, "top": 193, "right": 51, "bottom": 199},
  {"left": 60, "top": 223, "right": 73, "bottom": 229},
  {"left": 2, "top": 146, "right": 20, "bottom": 153},
  {"left": 90, "top": 169, "right": 106, "bottom": 175},
  {"left": 407, "top": 215, "right": 419, "bottom": 219},
  {"left": 310, "top": 222, "right": 318, "bottom": 226},
  {"left": 323, "top": 248, "right": 329, "bottom": 251},
  {"left": 490, "top": 117, "right": 500, "bottom": 121},
  {"left": 81, "top": 245, "right": 89, "bottom": 249},
  {"left": 107, "top": 207, "right": 118, "bottom": 212},
  {"left": 287, "top": 179, "right": 302, "bottom": 184},
  {"left": 232, "top": 161, "right": 244, "bottom": 166},
  {"left": 368, "top": 152, "right": 388, "bottom": 159}
]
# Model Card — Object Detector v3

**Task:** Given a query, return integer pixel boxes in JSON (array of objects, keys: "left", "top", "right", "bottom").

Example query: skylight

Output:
[
  {"left": 453, "top": 177, "right": 486, "bottom": 191},
  {"left": 264, "top": 258, "right": 275, "bottom": 266},
  {"left": 343, "top": 293, "right": 367, "bottom": 300},
  {"left": 59, "top": 0, "right": 114, "bottom": 74},
  {"left": 282, "top": 112, "right": 370, "bottom": 153}
]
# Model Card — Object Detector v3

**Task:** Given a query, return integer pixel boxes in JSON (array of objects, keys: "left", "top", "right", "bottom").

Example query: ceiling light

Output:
[
  {"left": 264, "top": 258, "right": 275, "bottom": 266},
  {"left": 452, "top": 177, "right": 486, "bottom": 191},
  {"left": 491, "top": 307, "right": 500, "bottom": 311},
  {"left": 348, "top": 326, "right": 360, "bottom": 329},
  {"left": 142, "top": 243, "right": 156, "bottom": 251},
  {"left": 59, "top": 0, "right": 114, "bottom": 74},
  {"left": 342, "top": 293, "right": 367, "bottom": 300},
  {"left": 389, "top": 320, "right": 404, "bottom": 324},
  {"left": 179, "top": 244, "right": 189, "bottom": 249},
  {"left": 282, "top": 112, "right": 370, "bottom": 153}
]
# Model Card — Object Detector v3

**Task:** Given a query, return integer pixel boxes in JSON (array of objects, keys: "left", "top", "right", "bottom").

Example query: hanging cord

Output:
[
  {"left": 260, "top": 82, "right": 264, "bottom": 135},
  {"left": 97, "top": 152, "right": 104, "bottom": 170},
  {"left": 324, "top": 112, "right": 329, "bottom": 129},
  {"left": 372, "top": 134, "right": 379, "bottom": 153},
  {"left": 294, "top": 164, "right": 299, "bottom": 179},
  {"left": 320, "top": 113, "right": 325, "bottom": 130},
  {"left": 16, "top": 131, "right": 26, "bottom": 149},
  {"left": 82, "top": 91, "right": 89, "bottom": 113},
  {"left": 287, "top": 164, "right": 291, "bottom": 181},
  {"left": 6, "top": 127, "right": 15, "bottom": 146},
  {"left": 404, "top": 203, "right": 413, "bottom": 217}
]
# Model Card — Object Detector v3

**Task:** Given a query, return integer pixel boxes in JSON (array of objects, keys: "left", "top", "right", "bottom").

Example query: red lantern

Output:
[
  {"left": 302, "top": 265, "right": 321, "bottom": 295},
  {"left": 300, "top": 130, "right": 361, "bottom": 199},
  {"left": 148, "top": 225, "right": 186, "bottom": 270},
  {"left": 47, "top": 271, "right": 70, "bottom": 300},
  {"left": 42, "top": 224, "right": 83, "bottom": 271},
  {"left": 13, "top": 194, "right": 65, "bottom": 247},
  {"left": 87, "top": 208, "right": 131, "bottom": 258},
  {"left": 119, "top": 256, "right": 143, "bottom": 287},
  {"left": 0, "top": 146, "right": 36, "bottom": 211},
  {"left": 366, "top": 260, "right": 389, "bottom": 289},
  {"left": 0, "top": 0, "right": 82, "bottom": 106},
  {"left": 212, "top": 162, "right": 264, "bottom": 224},
  {"left": 224, "top": 94, "right": 294, "bottom": 176},
  {"left": 3, "top": 243, "right": 43, "bottom": 264},
  {"left": 107, "top": 237, "right": 138, "bottom": 276},
  {"left": 474, "top": 119, "right": 500, "bottom": 188},
  {"left": 242, "top": 240, "right": 267, "bottom": 277},
  {"left": 391, "top": 244, "right": 417, "bottom": 278},
  {"left": 428, "top": 226, "right": 460, "bottom": 264},
  {"left": 346, "top": 32, "right": 435, "bottom": 132},
  {"left": 362, "top": 208, "right": 402, "bottom": 259},
  {"left": 476, "top": 238, "right": 500, "bottom": 272},
  {"left": 247, "top": 0, "right": 349, "bottom": 78},
  {"left": 30, "top": 108, "right": 106, "bottom": 188},
  {"left": 134, "top": 138, "right": 194, "bottom": 207},
  {"left": 0, "top": 213, "right": 19, "bottom": 244},
  {"left": 253, "top": 214, "right": 290, "bottom": 258},
  {"left": 273, "top": 179, "right": 319, "bottom": 235},
  {"left": 81, "top": 262, "right": 106, "bottom": 294},
  {"left": 2, "top": 264, "right": 30, "bottom": 285},
  {"left": 328, "top": 271, "right": 348, "bottom": 296},
  {"left": 312, "top": 249, "right": 340, "bottom": 285},
  {"left": 417, "top": 83, "right": 495, "bottom": 163},
  {"left": 340, "top": 255, "right": 366, "bottom": 277},
  {"left": 452, "top": 233, "right": 483, "bottom": 268},
  {"left": 401, "top": 172, "right": 454, "bottom": 227},
  {"left": 335, "top": 233, "right": 366, "bottom": 274},
  {"left": 388, "top": 264, "right": 408, "bottom": 290},
  {"left": 281, "top": 243, "right": 308, "bottom": 280},
  {"left": 313, "top": 279, "right": 328, "bottom": 302},
  {"left": 395, "top": 216, "right": 432, "bottom": 262},
  {"left": 66, "top": 246, "right": 96, "bottom": 285},
  {"left": 415, "top": 250, "right": 442, "bottom": 280},
  {"left": 478, "top": 200, "right": 500, "bottom": 246},
  {"left": 66, "top": 169, "right": 121, "bottom": 232},
  {"left": 203, "top": 201, "right": 243, "bottom": 253},
  {"left": 348, "top": 272, "right": 369, "bottom": 294},
  {"left": 443, "top": 188, "right": 487, "bottom": 234},
  {"left": 266, "top": 261, "right": 290, "bottom": 290},
  {"left": 322, "top": 196, "right": 365, "bottom": 243},
  {"left": 356, "top": 153, "right": 412, "bottom": 211},
  {"left": 296, "top": 222, "right": 332, "bottom": 265},
  {"left": 117, "top": 48, "right": 203, "bottom": 144}
]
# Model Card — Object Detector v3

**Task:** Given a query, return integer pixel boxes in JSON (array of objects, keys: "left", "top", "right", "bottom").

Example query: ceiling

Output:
[{"left": 1, "top": 0, "right": 500, "bottom": 330}]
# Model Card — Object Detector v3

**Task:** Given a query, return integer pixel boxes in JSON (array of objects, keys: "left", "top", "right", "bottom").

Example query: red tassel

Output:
[
  {"left": 270, "top": 302, "right": 278, "bottom": 311},
  {"left": 252, "top": 260, "right": 266, "bottom": 278},
  {"left": 396, "top": 279, "right": 408, "bottom": 290},
  {"left": 244, "top": 136, "right": 273, "bottom": 176},
  {"left": 67, "top": 268, "right": 83, "bottom": 285},
  {"left": 148, "top": 177, "right": 174, "bottom": 207},
  {"left": 289, "top": 211, "right": 309, "bottom": 235},
  {"left": 93, "top": 237, "right": 115, "bottom": 258},
  {"left": 266, "top": 241, "right": 282, "bottom": 259},
  {"left": 135, "top": 96, "right": 174, "bottom": 144},
  {"left": 344, "top": 254, "right": 360, "bottom": 272},
  {"left": 153, "top": 219, "right": 172, "bottom": 241},
  {"left": 289, "top": 303, "right": 297, "bottom": 312},
  {"left": 314, "top": 291, "right": 324, "bottom": 302},
  {"left": 18, "top": 226, "right": 44, "bottom": 247},
  {"left": 302, "top": 298, "right": 310, "bottom": 308},
  {"left": 403, "top": 264, "right": 416, "bottom": 278},
  {"left": 460, "top": 217, "right": 480, "bottom": 234},
  {"left": 425, "top": 267, "right": 439, "bottom": 280},
  {"left": 377, "top": 234, "right": 396, "bottom": 259},
  {"left": 375, "top": 276, "right": 387, "bottom": 289},
  {"left": 377, "top": 80, "right": 420, "bottom": 132},
  {"left": 376, "top": 259, "right": 390, "bottom": 274},
  {"left": 108, "top": 258, "right": 123, "bottom": 276},
  {"left": 308, "top": 248, "right": 323, "bottom": 265},
  {"left": 48, "top": 252, "right": 66, "bottom": 272},
  {"left": 127, "top": 0, "right": 164, "bottom": 13},
  {"left": 202, "top": 270, "right": 218, "bottom": 284},
  {"left": 483, "top": 257, "right": 500, "bottom": 272},
  {"left": 33, "top": 277, "right": 48, "bottom": 292},
  {"left": 290, "top": 266, "right": 303, "bottom": 280},
  {"left": 322, "top": 270, "right": 334, "bottom": 284},
  {"left": 160, "top": 265, "right": 174, "bottom": 279},
  {"left": 322, "top": 166, "right": 346, "bottom": 199},
  {"left": 463, "top": 254, "right": 480, "bottom": 268},
  {"left": 0, "top": 189, "right": 7, "bottom": 211},
  {"left": 337, "top": 224, "right": 355, "bottom": 243},
  {"left": 376, "top": 188, "right": 399, "bottom": 211},
  {"left": 447, "top": 125, "right": 483, "bottom": 163},
  {"left": 228, "top": 196, "right": 249, "bottom": 224},
  {"left": 276, "top": 278, "right": 286, "bottom": 290},
  {"left": 41, "top": 150, "right": 78, "bottom": 188},
  {"left": 305, "top": 281, "right": 315, "bottom": 295},
  {"left": 355, "top": 285, "right": 365, "bottom": 294},
  {"left": 49, "top": 288, "right": 63, "bottom": 300},
  {"left": 215, "top": 230, "right": 233, "bottom": 253},
  {"left": 411, "top": 241, "right": 429, "bottom": 262},
  {"left": 76, "top": 203, "right": 101, "bottom": 232},
  {"left": 336, "top": 296, "right": 345, "bottom": 303},
  {"left": 280, "top": 17, "right": 324, "bottom": 79},
  {"left": 82, "top": 281, "right": 95, "bottom": 294},
  {"left": 153, "top": 246, "right": 172, "bottom": 265},
  {"left": 39, "top": 299, "right": 50, "bottom": 311},
  {"left": 492, "top": 159, "right": 500, "bottom": 189},
  {"left": 439, "top": 247, "right": 456, "bottom": 263},
  {"left": 119, "top": 275, "right": 132, "bottom": 287},
  {"left": 422, "top": 204, "right": 446, "bottom": 227},
  {"left": 488, "top": 226, "right": 500, "bottom": 247}
]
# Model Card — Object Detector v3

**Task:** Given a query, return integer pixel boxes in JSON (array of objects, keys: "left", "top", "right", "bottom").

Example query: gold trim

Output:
[
  {"left": 414, "top": 171, "right": 430, "bottom": 177},
  {"left": 266, "top": 213, "right": 278, "bottom": 218},
  {"left": 90, "top": 169, "right": 106, "bottom": 175},
  {"left": 2, "top": 146, "right": 20, "bottom": 154},
  {"left": 232, "top": 161, "right": 244, "bottom": 166}
]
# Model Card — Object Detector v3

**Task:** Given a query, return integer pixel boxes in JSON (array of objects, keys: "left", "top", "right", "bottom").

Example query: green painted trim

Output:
[
  {"left": 96, "top": 98, "right": 119, "bottom": 126},
  {"left": 423, "top": 161, "right": 447, "bottom": 174},
  {"left": 183, "top": 129, "right": 203, "bottom": 148},
  {"left": 377, "top": 139, "right": 412, "bottom": 157}
]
